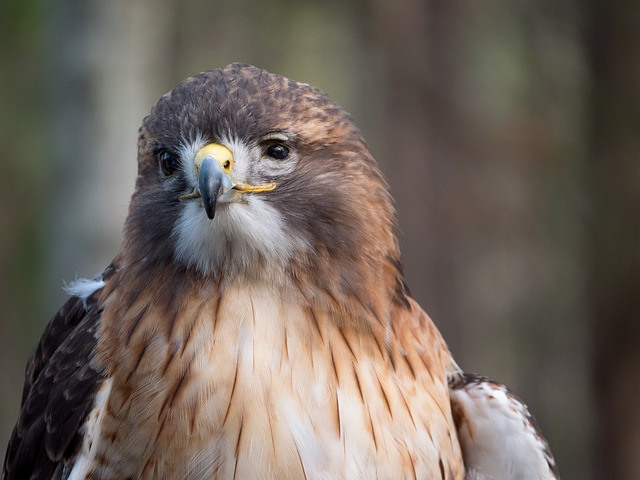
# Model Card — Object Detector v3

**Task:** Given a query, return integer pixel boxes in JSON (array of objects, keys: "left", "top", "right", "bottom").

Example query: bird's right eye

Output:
[{"left": 158, "top": 150, "right": 179, "bottom": 176}]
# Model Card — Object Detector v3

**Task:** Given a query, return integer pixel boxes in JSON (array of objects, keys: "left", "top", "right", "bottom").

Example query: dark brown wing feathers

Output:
[{"left": 3, "top": 285, "right": 107, "bottom": 479}]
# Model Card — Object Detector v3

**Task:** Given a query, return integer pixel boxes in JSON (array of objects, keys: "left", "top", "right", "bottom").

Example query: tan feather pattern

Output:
[{"left": 81, "top": 263, "right": 464, "bottom": 479}]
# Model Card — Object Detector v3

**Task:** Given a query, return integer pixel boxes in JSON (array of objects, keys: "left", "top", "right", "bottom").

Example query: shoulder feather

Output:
[
  {"left": 449, "top": 373, "right": 560, "bottom": 480},
  {"left": 3, "top": 269, "right": 112, "bottom": 479}
]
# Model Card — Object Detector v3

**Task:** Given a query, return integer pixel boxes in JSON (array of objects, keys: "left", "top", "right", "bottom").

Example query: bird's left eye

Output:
[
  {"left": 158, "top": 151, "right": 180, "bottom": 176},
  {"left": 265, "top": 143, "right": 290, "bottom": 161}
]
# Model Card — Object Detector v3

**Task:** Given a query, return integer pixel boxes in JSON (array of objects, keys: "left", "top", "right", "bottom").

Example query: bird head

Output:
[{"left": 122, "top": 64, "right": 404, "bottom": 315}]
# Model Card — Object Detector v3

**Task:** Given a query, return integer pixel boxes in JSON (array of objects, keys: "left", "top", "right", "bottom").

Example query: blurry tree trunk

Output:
[
  {"left": 586, "top": 2, "right": 640, "bottom": 478},
  {"left": 46, "top": 0, "right": 173, "bottom": 308},
  {"left": 373, "top": 0, "right": 462, "bottom": 342}
]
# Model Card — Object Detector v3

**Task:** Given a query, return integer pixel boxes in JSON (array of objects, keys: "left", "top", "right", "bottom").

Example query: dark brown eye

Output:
[
  {"left": 265, "top": 143, "right": 289, "bottom": 160},
  {"left": 158, "top": 150, "right": 179, "bottom": 176}
]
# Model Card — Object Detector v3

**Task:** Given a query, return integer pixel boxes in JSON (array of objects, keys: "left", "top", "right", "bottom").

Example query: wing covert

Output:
[
  {"left": 3, "top": 284, "right": 107, "bottom": 479},
  {"left": 449, "top": 373, "right": 559, "bottom": 480}
]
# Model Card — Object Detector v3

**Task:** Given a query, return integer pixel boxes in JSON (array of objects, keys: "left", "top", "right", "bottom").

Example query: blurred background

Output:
[{"left": 1, "top": 0, "right": 638, "bottom": 478}]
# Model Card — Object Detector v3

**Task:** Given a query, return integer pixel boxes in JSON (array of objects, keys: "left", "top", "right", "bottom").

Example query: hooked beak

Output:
[
  {"left": 180, "top": 143, "right": 277, "bottom": 220},
  {"left": 198, "top": 155, "right": 231, "bottom": 219},
  {"left": 195, "top": 144, "right": 234, "bottom": 219}
]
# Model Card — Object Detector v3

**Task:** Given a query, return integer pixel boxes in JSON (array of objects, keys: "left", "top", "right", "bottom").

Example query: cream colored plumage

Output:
[
  {"left": 3, "top": 64, "right": 558, "bottom": 479},
  {"left": 82, "top": 280, "right": 461, "bottom": 478}
]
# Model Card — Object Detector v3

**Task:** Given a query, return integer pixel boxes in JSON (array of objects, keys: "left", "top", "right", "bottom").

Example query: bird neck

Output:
[
  {"left": 110, "top": 239, "right": 408, "bottom": 333},
  {"left": 94, "top": 268, "right": 392, "bottom": 379}
]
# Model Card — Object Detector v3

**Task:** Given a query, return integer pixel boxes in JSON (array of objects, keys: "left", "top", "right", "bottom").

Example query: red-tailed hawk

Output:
[{"left": 3, "top": 64, "right": 559, "bottom": 479}]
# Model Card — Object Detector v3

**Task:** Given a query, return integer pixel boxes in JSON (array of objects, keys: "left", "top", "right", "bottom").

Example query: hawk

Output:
[{"left": 3, "top": 64, "right": 559, "bottom": 479}]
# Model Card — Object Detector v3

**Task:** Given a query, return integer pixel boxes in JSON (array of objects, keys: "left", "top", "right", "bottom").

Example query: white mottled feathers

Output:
[{"left": 449, "top": 374, "right": 559, "bottom": 479}]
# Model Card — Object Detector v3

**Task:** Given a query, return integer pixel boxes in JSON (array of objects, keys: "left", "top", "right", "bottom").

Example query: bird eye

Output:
[
  {"left": 265, "top": 143, "right": 290, "bottom": 161},
  {"left": 158, "top": 150, "right": 179, "bottom": 176}
]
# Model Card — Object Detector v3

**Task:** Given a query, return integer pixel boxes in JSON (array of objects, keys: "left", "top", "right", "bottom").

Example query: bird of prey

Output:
[{"left": 3, "top": 64, "right": 559, "bottom": 479}]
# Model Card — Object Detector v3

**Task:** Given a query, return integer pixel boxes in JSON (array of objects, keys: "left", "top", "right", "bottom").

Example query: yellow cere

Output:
[
  {"left": 194, "top": 143, "right": 276, "bottom": 193},
  {"left": 195, "top": 143, "right": 234, "bottom": 173}
]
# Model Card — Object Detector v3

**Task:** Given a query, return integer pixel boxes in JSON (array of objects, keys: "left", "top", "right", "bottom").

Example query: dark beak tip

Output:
[
  {"left": 204, "top": 203, "right": 216, "bottom": 220},
  {"left": 198, "top": 156, "right": 223, "bottom": 220}
]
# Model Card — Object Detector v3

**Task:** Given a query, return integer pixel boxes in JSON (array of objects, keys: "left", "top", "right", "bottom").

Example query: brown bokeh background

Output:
[{"left": 1, "top": 1, "right": 639, "bottom": 478}]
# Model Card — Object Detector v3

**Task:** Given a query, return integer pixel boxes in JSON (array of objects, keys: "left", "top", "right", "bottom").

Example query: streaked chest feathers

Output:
[{"left": 84, "top": 282, "right": 462, "bottom": 479}]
